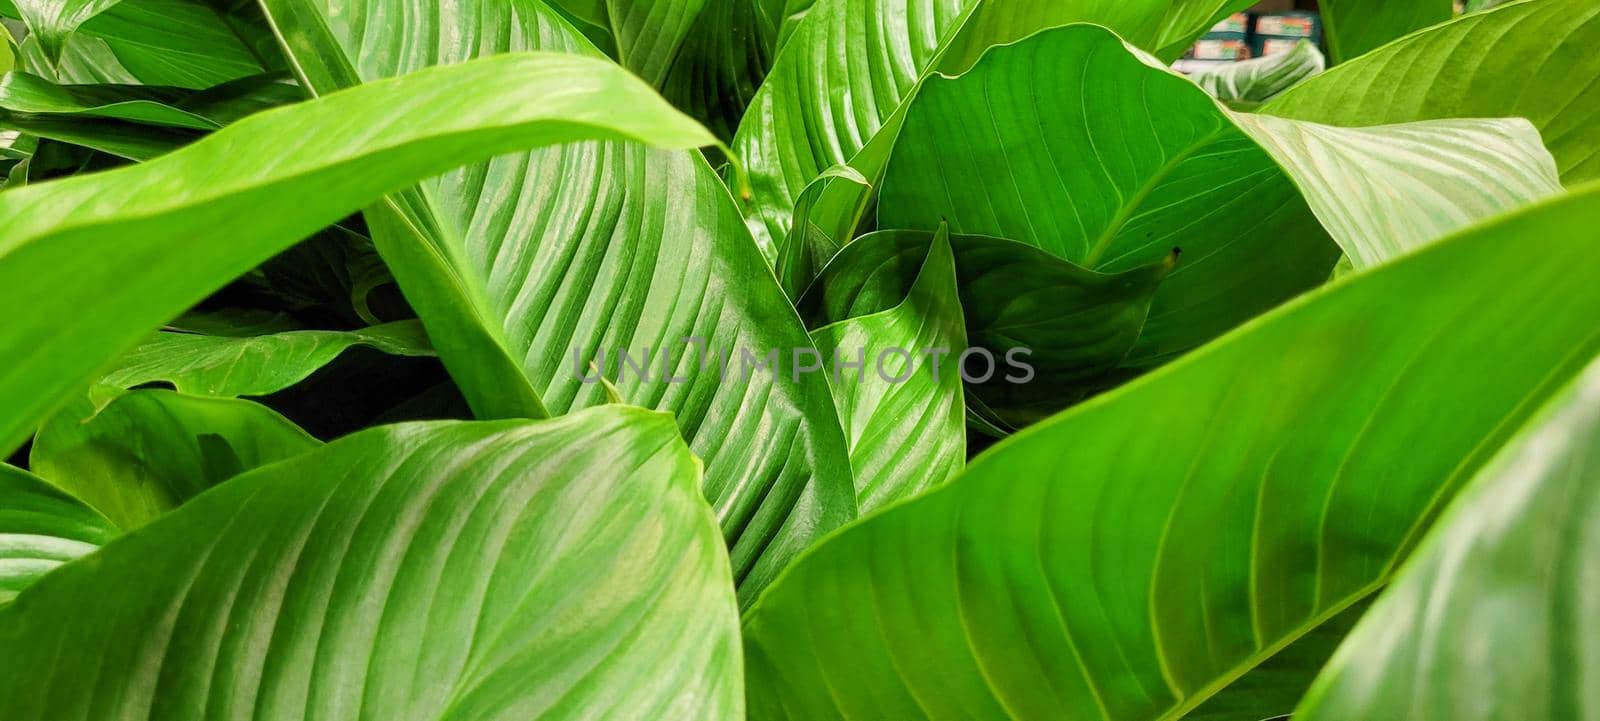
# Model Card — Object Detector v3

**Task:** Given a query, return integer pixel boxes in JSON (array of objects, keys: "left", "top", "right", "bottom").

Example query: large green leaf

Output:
[
  {"left": 1320, "top": 0, "right": 1453, "bottom": 63},
  {"left": 0, "top": 464, "right": 116, "bottom": 605},
  {"left": 741, "top": 184, "right": 1600, "bottom": 720},
  {"left": 1265, "top": 0, "right": 1600, "bottom": 184},
  {"left": 30, "top": 391, "right": 321, "bottom": 530},
  {"left": 877, "top": 25, "right": 1558, "bottom": 405},
  {"left": 732, "top": 0, "right": 1260, "bottom": 253},
  {"left": 809, "top": 226, "right": 966, "bottom": 513},
  {"left": 260, "top": 0, "right": 856, "bottom": 602},
  {"left": 1296, "top": 356, "right": 1600, "bottom": 721},
  {"left": 96, "top": 321, "right": 433, "bottom": 401},
  {"left": 0, "top": 406, "right": 743, "bottom": 720},
  {"left": 0, "top": 50, "right": 720, "bottom": 455}
]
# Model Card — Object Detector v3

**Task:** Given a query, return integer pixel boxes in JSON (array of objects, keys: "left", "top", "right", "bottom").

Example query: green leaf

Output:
[
  {"left": 775, "top": 164, "right": 869, "bottom": 298},
  {"left": 732, "top": 0, "right": 1261, "bottom": 253},
  {"left": 11, "top": 0, "right": 122, "bottom": 66},
  {"left": 741, "top": 183, "right": 1600, "bottom": 720},
  {"left": 260, "top": 0, "right": 857, "bottom": 602},
  {"left": 0, "top": 406, "right": 743, "bottom": 720},
  {"left": 1320, "top": 0, "right": 1453, "bottom": 64},
  {"left": 0, "top": 71, "right": 305, "bottom": 159},
  {"left": 1295, "top": 355, "right": 1600, "bottom": 721},
  {"left": 1, "top": 0, "right": 283, "bottom": 88},
  {"left": 0, "top": 50, "right": 720, "bottom": 455},
  {"left": 594, "top": 0, "right": 793, "bottom": 138},
  {"left": 800, "top": 230, "right": 1173, "bottom": 432},
  {"left": 30, "top": 391, "right": 321, "bottom": 531},
  {"left": 878, "top": 25, "right": 1559, "bottom": 387},
  {"left": 0, "top": 464, "right": 116, "bottom": 605},
  {"left": 0, "top": 71, "right": 218, "bottom": 129},
  {"left": 1186, "top": 39, "right": 1325, "bottom": 107},
  {"left": 1264, "top": 0, "right": 1600, "bottom": 184},
  {"left": 96, "top": 322, "right": 433, "bottom": 402},
  {"left": 809, "top": 225, "right": 966, "bottom": 513}
]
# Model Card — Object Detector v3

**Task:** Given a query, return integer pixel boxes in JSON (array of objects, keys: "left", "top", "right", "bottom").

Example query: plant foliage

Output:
[{"left": 0, "top": 0, "right": 1595, "bottom": 718}]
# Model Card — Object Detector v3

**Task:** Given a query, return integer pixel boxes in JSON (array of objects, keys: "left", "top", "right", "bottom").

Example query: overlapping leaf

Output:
[
  {"left": 0, "top": 0, "right": 283, "bottom": 87},
  {"left": 743, "top": 184, "right": 1600, "bottom": 720},
  {"left": 31, "top": 391, "right": 320, "bottom": 530},
  {"left": 260, "top": 0, "right": 855, "bottom": 602},
  {"left": 0, "top": 407, "right": 743, "bottom": 720},
  {"left": 10, "top": 0, "right": 122, "bottom": 66},
  {"left": 0, "top": 71, "right": 302, "bottom": 158},
  {"left": 0, "top": 50, "right": 720, "bottom": 454},
  {"left": 1297, "top": 355, "right": 1600, "bottom": 721},
  {"left": 876, "top": 25, "right": 1559, "bottom": 419},
  {"left": 801, "top": 230, "right": 1173, "bottom": 431},
  {"left": 1266, "top": 0, "right": 1600, "bottom": 183},
  {"left": 809, "top": 226, "right": 965, "bottom": 513}
]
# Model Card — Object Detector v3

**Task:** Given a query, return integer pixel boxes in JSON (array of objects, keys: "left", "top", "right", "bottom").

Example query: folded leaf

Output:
[
  {"left": 878, "top": 25, "right": 1558, "bottom": 393},
  {"left": 809, "top": 226, "right": 966, "bottom": 513},
  {"left": 733, "top": 0, "right": 1260, "bottom": 253},
  {"left": 742, "top": 183, "right": 1600, "bottom": 720},
  {"left": 31, "top": 391, "right": 321, "bottom": 530},
  {"left": 1320, "top": 0, "right": 1452, "bottom": 64},
  {"left": 98, "top": 321, "right": 433, "bottom": 401},
  {"left": 260, "top": 0, "right": 857, "bottom": 602},
  {"left": 0, "top": 50, "right": 719, "bottom": 454},
  {"left": 800, "top": 230, "right": 1173, "bottom": 431},
  {"left": 1296, "top": 355, "right": 1600, "bottom": 721},
  {"left": 0, "top": 406, "right": 743, "bottom": 720},
  {"left": 1264, "top": 0, "right": 1600, "bottom": 183},
  {"left": 0, "top": 464, "right": 116, "bottom": 605},
  {"left": 1186, "top": 39, "right": 1325, "bottom": 107}
]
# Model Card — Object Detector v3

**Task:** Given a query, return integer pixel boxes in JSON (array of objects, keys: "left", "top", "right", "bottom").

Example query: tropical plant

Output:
[{"left": 0, "top": 0, "right": 1596, "bottom": 718}]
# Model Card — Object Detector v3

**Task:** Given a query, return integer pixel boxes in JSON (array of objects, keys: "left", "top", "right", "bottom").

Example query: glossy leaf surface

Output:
[
  {"left": 743, "top": 185, "right": 1600, "bottom": 720},
  {"left": 1297, "top": 356, "right": 1600, "bottom": 721},
  {"left": 0, "top": 51, "right": 717, "bottom": 454},
  {"left": 0, "top": 407, "right": 742, "bottom": 720},
  {"left": 261, "top": 0, "right": 857, "bottom": 601}
]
